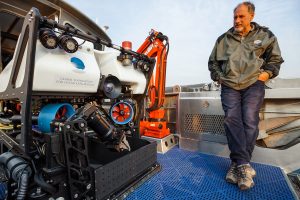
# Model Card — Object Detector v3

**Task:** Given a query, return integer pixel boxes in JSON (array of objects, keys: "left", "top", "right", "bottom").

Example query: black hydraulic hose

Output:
[
  {"left": 34, "top": 171, "right": 57, "bottom": 194},
  {"left": 0, "top": 152, "right": 32, "bottom": 200},
  {"left": 146, "top": 86, "right": 159, "bottom": 112},
  {"left": 16, "top": 171, "right": 29, "bottom": 200}
]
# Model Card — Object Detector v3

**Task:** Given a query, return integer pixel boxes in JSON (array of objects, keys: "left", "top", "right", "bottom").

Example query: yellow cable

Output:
[{"left": 0, "top": 123, "right": 13, "bottom": 130}]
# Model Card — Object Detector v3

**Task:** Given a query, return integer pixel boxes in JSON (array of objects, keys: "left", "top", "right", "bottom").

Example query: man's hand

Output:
[{"left": 258, "top": 72, "right": 270, "bottom": 82}]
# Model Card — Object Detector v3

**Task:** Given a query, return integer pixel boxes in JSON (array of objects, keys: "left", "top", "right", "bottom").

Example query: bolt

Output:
[
  {"left": 86, "top": 183, "right": 92, "bottom": 190},
  {"left": 74, "top": 194, "right": 78, "bottom": 198},
  {"left": 128, "top": 122, "right": 134, "bottom": 127},
  {"left": 66, "top": 125, "right": 71, "bottom": 129},
  {"left": 80, "top": 123, "right": 85, "bottom": 128},
  {"left": 36, "top": 187, "right": 41, "bottom": 194}
]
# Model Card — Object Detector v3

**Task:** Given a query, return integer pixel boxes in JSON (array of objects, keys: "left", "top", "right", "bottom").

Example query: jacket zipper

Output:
[{"left": 237, "top": 37, "right": 244, "bottom": 89}]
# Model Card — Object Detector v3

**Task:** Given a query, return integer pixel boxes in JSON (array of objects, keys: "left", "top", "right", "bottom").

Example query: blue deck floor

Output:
[{"left": 125, "top": 147, "right": 295, "bottom": 200}]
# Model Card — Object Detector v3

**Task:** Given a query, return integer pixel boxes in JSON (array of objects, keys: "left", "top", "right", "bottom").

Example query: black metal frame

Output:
[
  {"left": 0, "top": 8, "right": 40, "bottom": 155},
  {"left": 62, "top": 119, "right": 94, "bottom": 199}
]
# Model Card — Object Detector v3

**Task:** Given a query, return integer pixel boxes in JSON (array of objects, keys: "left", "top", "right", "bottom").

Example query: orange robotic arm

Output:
[
  {"left": 138, "top": 30, "right": 170, "bottom": 138},
  {"left": 137, "top": 30, "right": 169, "bottom": 112}
]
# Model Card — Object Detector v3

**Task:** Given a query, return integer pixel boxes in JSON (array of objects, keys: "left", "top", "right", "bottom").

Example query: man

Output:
[{"left": 208, "top": 2, "right": 283, "bottom": 190}]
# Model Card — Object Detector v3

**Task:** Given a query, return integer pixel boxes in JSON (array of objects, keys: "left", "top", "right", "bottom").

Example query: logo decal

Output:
[{"left": 71, "top": 57, "right": 85, "bottom": 70}]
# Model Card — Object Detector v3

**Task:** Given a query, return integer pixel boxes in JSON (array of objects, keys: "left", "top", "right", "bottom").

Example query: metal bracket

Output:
[{"left": 142, "top": 134, "right": 177, "bottom": 154}]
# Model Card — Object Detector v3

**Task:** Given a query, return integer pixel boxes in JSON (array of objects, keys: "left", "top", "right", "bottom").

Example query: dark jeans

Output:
[{"left": 221, "top": 80, "right": 265, "bottom": 165}]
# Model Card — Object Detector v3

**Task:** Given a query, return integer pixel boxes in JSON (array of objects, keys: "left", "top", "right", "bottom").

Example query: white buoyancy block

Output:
[
  {"left": 94, "top": 50, "right": 146, "bottom": 94},
  {"left": 0, "top": 38, "right": 101, "bottom": 93}
]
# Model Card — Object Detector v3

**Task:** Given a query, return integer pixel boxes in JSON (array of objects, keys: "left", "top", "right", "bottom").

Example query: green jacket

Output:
[{"left": 208, "top": 22, "right": 284, "bottom": 90}]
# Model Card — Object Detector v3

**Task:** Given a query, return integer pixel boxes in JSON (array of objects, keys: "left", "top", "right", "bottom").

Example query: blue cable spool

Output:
[{"left": 38, "top": 103, "right": 75, "bottom": 134}]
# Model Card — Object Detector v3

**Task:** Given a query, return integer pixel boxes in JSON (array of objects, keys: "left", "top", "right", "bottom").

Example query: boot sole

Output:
[
  {"left": 226, "top": 178, "right": 237, "bottom": 184},
  {"left": 238, "top": 182, "right": 254, "bottom": 190}
]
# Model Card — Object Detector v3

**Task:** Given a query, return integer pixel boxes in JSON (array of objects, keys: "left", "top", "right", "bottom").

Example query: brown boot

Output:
[
  {"left": 245, "top": 164, "right": 256, "bottom": 177},
  {"left": 237, "top": 164, "right": 255, "bottom": 190},
  {"left": 225, "top": 162, "right": 237, "bottom": 184}
]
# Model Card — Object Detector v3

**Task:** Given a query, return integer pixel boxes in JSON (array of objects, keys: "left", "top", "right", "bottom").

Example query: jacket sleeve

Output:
[
  {"left": 208, "top": 41, "right": 223, "bottom": 81},
  {"left": 261, "top": 36, "right": 284, "bottom": 79}
]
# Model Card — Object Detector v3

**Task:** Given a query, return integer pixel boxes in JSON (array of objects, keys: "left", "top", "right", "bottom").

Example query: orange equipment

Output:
[{"left": 138, "top": 29, "right": 170, "bottom": 138}]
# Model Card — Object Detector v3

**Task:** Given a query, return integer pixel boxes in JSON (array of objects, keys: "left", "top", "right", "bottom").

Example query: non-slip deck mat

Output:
[
  {"left": 0, "top": 147, "right": 295, "bottom": 199},
  {"left": 125, "top": 147, "right": 295, "bottom": 200}
]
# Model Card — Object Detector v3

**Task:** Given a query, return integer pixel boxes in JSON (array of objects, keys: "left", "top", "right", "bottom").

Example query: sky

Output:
[{"left": 65, "top": 0, "right": 300, "bottom": 86}]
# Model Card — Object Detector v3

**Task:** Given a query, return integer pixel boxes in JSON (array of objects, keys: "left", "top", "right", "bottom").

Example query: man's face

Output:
[{"left": 233, "top": 5, "right": 254, "bottom": 35}]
